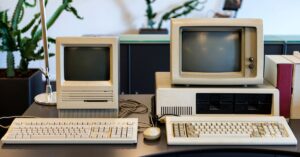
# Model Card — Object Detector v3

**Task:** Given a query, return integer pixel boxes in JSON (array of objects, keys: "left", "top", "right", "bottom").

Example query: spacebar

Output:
[
  {"left": 199, "top": 134, "right": 250, "bottom": 137},
  {"left": 31, "top": 135, "right": 66, "bottom": 139}
]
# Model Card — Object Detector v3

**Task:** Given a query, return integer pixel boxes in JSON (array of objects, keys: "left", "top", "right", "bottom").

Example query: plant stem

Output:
[
  {"left": 146, "top": 0, "right": 156, "bottom": 29},
  {"left": 11, "top": 0, "right": 24, "bottom": 31},
  {"left": 19, "top": 57, "right": 29, "bottom": 74},
  {"left": 6, "top": 51, "right": 15, "bottom": 77},
  {"left": 157, "top": 18, "right": 164, "bottom": 30}
]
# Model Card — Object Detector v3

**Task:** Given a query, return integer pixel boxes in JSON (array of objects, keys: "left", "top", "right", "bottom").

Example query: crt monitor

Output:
[
  {"left": 64, "top": 46, "right": 110, "bottom": 81},
  {"left": 171, "top": 18, "right": 264, "bottom": 85},
  {"left": 56, "top": 37, "right": 119, "bottom": 118}
]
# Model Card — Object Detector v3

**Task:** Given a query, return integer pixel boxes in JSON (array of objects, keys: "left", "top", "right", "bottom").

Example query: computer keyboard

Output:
[
  {"left": 165, "top": 116, "right": 297, "bottom": 145},
  {"left": 1, "top": 118, "right": 138, "bottom": 144}
]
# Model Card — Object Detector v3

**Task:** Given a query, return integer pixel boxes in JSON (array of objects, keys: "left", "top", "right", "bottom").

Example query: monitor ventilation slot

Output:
[{"left": 161, "top": 106, "right": 193, "bottom": 115}]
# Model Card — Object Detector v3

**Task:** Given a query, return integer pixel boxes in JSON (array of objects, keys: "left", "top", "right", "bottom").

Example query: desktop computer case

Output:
[{"left": 155, "top": 72, "right": 279, "bottom": 117}]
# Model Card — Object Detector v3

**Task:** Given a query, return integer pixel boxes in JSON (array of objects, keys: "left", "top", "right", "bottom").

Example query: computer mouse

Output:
[{"left": 143, "top": 127, "right": 161, "bottom": 140}]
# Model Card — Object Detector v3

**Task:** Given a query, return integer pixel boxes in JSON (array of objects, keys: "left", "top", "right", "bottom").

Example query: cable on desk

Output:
[
  {"left": 0, "top": 116, "right": 38, "bottom": 120},
  {"left": 119, "top": 99, "right": 149, "bottom": 118},
  {"left": 119, "top": 99, "right": 156, "bottom": 132},
  {"left": 0, "top": 116, "right": 38, "bottom": 129},
  {"left": 139, "top": 121, "right": 152, "bottom": 127},
  {"left": 149, "top": 114, "right": 154, "bottom": 127},
  {"left": 154, "top": 114, "right": 180, "bottom": 124},
  {"left": 0, "top": 125, "right": 10, "bottom": 129}
]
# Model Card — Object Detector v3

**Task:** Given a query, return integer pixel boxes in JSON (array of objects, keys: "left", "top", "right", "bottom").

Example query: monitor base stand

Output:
[{"left": 34, "top": 92, "right": 57, "bottom": 106}]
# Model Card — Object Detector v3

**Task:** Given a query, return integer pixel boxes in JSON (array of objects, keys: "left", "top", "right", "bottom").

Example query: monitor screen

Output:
[
  {"left": 64, "top": 47, "right": 110, "bottom": 81},
  {"left": 181, "top": 30, "right": 241, "bottom": 73}
]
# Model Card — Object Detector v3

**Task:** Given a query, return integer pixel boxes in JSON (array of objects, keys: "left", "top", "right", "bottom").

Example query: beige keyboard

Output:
[
  {"left": 166, "top": 116, "right": 297, "bottom": 145},
  {"left": 1, "top": 118, "right": 138, "bottom": 144}
]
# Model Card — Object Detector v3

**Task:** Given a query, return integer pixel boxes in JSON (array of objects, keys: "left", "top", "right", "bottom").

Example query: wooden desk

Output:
[{"left": 1, "top": 95, "right": 300, "bottom": 157}]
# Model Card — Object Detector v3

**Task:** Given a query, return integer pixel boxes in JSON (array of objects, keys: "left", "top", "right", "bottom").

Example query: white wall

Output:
[
  {"left": 1, "top": 0, "right": 300, "bottom": 79},
  {"left": 237, "top": 0, "right": 300, "bottom": 35}
]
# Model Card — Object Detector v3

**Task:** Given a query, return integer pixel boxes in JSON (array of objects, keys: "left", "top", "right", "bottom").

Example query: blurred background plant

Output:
[
  {"left": 0, "top": 0, "right": 83, "bottom": 77},
  {"left": 144, "top": 0, "right": 207, "bottom": 30},
  {"left": 145, "top": 0, "right": 156, "bottom": 29}
]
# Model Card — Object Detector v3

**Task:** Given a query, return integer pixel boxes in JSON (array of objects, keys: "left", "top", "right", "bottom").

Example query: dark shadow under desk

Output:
[{"left": 0, "top": 95, "right": 300, "bottom": 157}]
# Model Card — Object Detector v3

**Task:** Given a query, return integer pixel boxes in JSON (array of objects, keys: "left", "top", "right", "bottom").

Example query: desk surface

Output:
[{"left": 1, "top": 95, "right": 300, "bottom": 157}]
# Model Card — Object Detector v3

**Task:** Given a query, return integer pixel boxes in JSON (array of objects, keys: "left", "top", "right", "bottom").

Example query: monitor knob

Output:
[
  {"left": 248, "top": 64, "right": 255, "bottom": 69},
  {"left": 249, "top": 57, "right": 254, "bottom": 62}
]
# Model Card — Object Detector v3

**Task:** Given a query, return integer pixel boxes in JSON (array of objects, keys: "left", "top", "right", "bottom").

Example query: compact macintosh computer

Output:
[
  {"left": 55, "top": 37, "right": 119, "bottom": 118},
  {"left": 1, "top": 19, "right": 297, "bottom": 145}
]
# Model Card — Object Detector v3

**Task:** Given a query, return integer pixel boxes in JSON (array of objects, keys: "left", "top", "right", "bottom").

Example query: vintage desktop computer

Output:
[
  {"left": 156, "top": 18, "right": 279, "bottom": 117},
  {"left": 56, "top": 37, "right": 119, "bottom": 118}
]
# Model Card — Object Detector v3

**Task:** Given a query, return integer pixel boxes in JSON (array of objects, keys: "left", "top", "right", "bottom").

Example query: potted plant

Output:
[
  {"left": 139, "top": 0, "right": 207, "bottom": 34},
  {"left": 0, "top": 0, "right": 82, "bottom": 118}
]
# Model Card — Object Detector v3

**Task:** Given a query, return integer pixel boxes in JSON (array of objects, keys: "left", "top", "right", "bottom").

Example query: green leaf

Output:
[
  {"left": 16, "top": 30, "right": 22, "bottom": 48},
  {"left": 24, "top": 0, "right": 37, "bottom": 7},
  {"left": 157, "top": 0, "right": 206, "bottom": 29},
  {"left": 31, "top": 21, "right": 40, "bottom": 37},
  {"left": 36, "top": 46, "right": 44, "bottom": 55},
  {"left": 48, "top": 37, "right": 56, "bottom": 44},
  {"left": 21, "top": 12, "right": 40, "bottom": 33},
  {"left": 18, "top": 6, "right": 25, "bottom": 24},
  {"left": 63, "top": 0, "right": 73, "bottom": 3},
  {"left": 49, "top": 53, "right": 55, "bottom": 57},
  {"left": 151, "top": 13, "right": 157, "bottom": 19},
  {"left": 0, "top": 21, "right": 17, "bottom": 51},
  {"left": 33, "top": 0, "right": 83, "bottom": 42},
  {"left": 33, "top": 2, "right": 69, "bottom": 41},
  {"left": 67, "top": 6, "right": 83, "bottom": 19},
  {"left": 31, "top": 54, "right": 44, "bottom": 60},
  {"left": 0, "top": 10, "right": 9, "bottom": 23}
]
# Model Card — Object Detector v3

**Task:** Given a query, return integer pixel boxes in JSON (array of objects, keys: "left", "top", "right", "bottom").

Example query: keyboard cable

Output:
[{"left": 0, "top": 116, "right": 38, "bottom": 129}]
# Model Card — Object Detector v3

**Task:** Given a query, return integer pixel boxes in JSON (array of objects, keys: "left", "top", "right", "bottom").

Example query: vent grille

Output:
[
  {"left": 161, "top": 106, "right": 193, "bottom": 115},
  {"left": 58, "top": 109, "right": 118, "bottom": 118},
  {"left": 61, "top": 90, "right": 113, "bottom": 102}
]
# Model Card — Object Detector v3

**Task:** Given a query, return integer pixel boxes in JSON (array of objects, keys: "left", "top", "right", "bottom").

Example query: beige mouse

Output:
[{"left": 143, "top": 127, "right": 161, "bottom": 140}]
